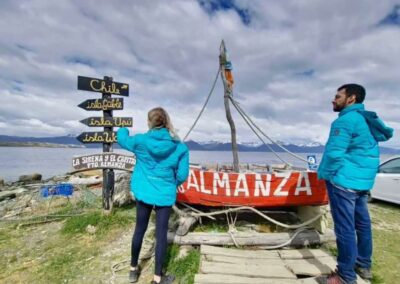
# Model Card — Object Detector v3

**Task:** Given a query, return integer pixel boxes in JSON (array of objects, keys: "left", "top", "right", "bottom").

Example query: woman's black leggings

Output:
[{"left": 131, "top": 200, "right": 171, "bottom": 276}]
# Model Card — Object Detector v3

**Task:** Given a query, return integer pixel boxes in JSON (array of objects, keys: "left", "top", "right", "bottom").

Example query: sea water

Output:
[{"left": 0, "top": 147, "right": 392, "bottom": 182}]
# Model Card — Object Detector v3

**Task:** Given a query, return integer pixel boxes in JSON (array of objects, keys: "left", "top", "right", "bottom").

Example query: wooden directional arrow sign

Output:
[
  {"left": 80, "top": 117, "right": 133, "bottom": 127},
  {"left": 76, "top": 131, "right": 117, "bottom": 144},
  {"left": 72, "top": 153, "right": 135, "bottom": 172},
  {"left": 78, "top": 98, "right": 123, "bottom": 111},
  {"left": 77, "top": 75, "right": 129, "bottom": 96}
]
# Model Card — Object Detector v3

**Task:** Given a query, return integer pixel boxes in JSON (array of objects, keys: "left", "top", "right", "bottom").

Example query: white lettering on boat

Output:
[
  {"left": 187, "top": 170, "right": 200, "bottom": 192},
  {"left": 234, "top": 173, "right": 249, "bottom": 197},
  {"left": 273, "top": 172, "right": 290, "bottom": 196},
  {"left": 180, "top": 169, "right": 316, "bottom": 199},
  {"left": 254, "top": 173, "right": 271, "bottom": 197},
  {"left": 199, "top": 170, "right": 211, "bottom": 194},
  {"left": 213, "top": 172, "right": 231, "bottom": 196},
  {"left": 295, "top": 171, "right": 312, "bottom": 196}
]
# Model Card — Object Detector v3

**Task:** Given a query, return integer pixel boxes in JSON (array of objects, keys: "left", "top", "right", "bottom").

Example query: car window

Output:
[{"left": 379, "top": 158, "right": 400, "bottom": 174}]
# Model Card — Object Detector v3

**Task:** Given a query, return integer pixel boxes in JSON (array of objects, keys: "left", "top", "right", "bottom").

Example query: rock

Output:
[
  {"left": 113, "top": 172, "right": 134, "bottom": 207},
  {"left": 0, "top": 190, "right": 16, "bottom": 201},
  {"left": 86, "top": 225, "right": 97, "bottom": 234},
  {"left": 177, "top": 245, "right": 193, "bottom": 259},
  {"left": 68, "top": 175, "right": 102, "bottom": 186},
  {"left": 18, "top": 173, "right": 42, "bottom": 183}
]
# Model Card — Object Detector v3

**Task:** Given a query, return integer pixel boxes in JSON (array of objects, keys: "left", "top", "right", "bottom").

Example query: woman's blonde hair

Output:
[{"left": 148, "top": 107, "right": 179, "bottom": 140}]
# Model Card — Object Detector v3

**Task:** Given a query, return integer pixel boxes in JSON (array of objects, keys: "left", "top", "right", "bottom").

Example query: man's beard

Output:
[{"left": 333, "top": 104, "right": 344, "bottom": 112}]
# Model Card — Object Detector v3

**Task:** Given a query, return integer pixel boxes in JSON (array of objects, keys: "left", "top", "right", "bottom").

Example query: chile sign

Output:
[
  {"left": 77, "top": 75, "right": 129, "bottom": 96},
  {"left": 76, "top": 75, "right": 132, "bottom": 212}
]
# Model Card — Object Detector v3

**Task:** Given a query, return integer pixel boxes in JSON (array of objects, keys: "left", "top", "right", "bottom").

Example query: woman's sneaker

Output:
[
  {"left": 129, "top": 269, "right": 139, "bottom": 283},
  {"left": 355, "top": 265, "right": 372, "bottom": 281},
  {"left": 150, "top": 274, "right": 175, "bottom": 284}
]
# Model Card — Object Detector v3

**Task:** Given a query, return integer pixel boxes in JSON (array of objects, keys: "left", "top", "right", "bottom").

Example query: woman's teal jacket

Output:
[
  {"left": 317, "top": 103, "right": 393, "bottom": 190},
  {"left": 117, "top": 127, "right": 189, "bottom": 206}
]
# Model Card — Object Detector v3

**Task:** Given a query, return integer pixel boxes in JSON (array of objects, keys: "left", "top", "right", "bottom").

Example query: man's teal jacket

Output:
[
  {"left": 318, "top": 103, "right": 393, "bottom": 190},
  {"left": 117, "top": 127, "right": 189, "bottom": 206}
]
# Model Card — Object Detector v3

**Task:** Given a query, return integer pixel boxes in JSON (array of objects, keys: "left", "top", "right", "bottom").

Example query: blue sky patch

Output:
[
  {"left": 296, "top": 69, "right": 315, "bottom": 77},
  {"left": 198, "top": 0, "right": 251, "bottom": 25},
  {"left": 11, "top": 80, "right": 23, "bottom": 92},
  {"left": 378, "top": 5, "right": 400, "bottom": 26},
  {"left": 65, "top": 56, "right": 95, "bottom": 67}
]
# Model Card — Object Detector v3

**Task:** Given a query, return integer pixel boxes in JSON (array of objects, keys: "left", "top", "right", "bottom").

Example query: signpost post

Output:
[{"left": 76, "top": 75, "right": 131, "bottom": 212}]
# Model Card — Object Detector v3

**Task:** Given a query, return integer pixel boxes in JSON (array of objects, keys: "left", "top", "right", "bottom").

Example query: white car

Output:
[{"left": 370, "top": 156, "right": 400, "bottom": 205}]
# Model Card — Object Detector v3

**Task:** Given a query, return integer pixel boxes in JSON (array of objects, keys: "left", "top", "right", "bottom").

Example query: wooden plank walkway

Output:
[{"left": 194, "top": 245, "right": 369, "bottom": 284}]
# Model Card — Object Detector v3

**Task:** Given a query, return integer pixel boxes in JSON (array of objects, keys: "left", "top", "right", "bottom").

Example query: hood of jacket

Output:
[
  {"left": 145, "top": 128, "right": 178, "bottom": 159},
  {"left": 357, "top": 109, "right": 394, "bottom": 142},
  {"left": 340, "top": 104, "right": 393, "bottom": 142}
]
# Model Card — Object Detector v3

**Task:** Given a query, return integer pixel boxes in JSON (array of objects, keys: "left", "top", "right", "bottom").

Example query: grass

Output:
[
  {"left": 0, "top": 204, "right": 135, "bottom": 283},
  {"left": 369, "top": 202, "right": 400, "bottom": 284},
  {"left": 61, "top": 210, "right": 132, "bottom": 236},
  {"left": 323, "top": 201, "right": 400, "bottom": 284},
  {"left": 164, "top": 244, "right": 201, "bottom": 284},
  {"left": 194, "top": 220, "right": 228, "bottom": 233},
  {"left": 1, "top": 190, "right": 399, "bottom": 284}
]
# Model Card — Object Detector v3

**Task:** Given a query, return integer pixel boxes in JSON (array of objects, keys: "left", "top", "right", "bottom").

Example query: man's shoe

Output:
[
  {"left": 316, "top": 272, "right": 356, "bottom": 284},
  {"left": 129, "top": 269, "right": 139, "bottom": 283},
  {"left": 355, "top": 265, "right": 372, "bottom": 280},
  {"left": 150, "top": 274, "right": 175, "bottom": 284}
]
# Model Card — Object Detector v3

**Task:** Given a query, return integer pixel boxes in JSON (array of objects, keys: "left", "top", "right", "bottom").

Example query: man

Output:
[{"left": 317, "top": 84, "right": 393, "bottom": 284}]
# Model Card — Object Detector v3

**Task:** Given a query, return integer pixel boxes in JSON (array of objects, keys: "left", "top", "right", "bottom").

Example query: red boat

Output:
[
  {"left": 177, "top": 167, "right": 328, "bottom": 207},
  {"left": 177, "top": 41, "right": 328, "bottom": 208}
]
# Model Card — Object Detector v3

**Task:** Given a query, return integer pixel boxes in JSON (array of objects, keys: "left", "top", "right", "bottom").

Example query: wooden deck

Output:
[{"left": 194, "top": 245, "right": 369, "bottom": 284}]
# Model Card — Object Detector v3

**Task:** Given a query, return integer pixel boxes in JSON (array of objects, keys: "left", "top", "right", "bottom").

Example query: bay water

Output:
[{"left": 0, "top": 147, "right": 392, "bottom": 182}]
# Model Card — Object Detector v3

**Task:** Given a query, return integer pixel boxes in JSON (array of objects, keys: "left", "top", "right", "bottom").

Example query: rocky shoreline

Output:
[{"left": 0, "top": 170, "right": 133, "bottom": 220}]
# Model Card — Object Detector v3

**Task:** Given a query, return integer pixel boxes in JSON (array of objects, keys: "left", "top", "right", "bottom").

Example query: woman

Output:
[{"left": 117, "top": 107, "right": 189, "bottom": 284}]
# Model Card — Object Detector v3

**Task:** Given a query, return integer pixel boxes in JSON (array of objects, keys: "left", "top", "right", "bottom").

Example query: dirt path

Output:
[{"left": 72, "top": 224, "right": 157, "bottom": 284}]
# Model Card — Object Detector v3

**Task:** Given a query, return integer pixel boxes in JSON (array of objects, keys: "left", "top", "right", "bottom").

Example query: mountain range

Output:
[{"left": 0, "top": 135, "right": 399, "bottom": 154}]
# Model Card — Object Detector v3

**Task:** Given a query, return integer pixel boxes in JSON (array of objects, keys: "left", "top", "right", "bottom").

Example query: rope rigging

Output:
[
  {"left": 183, "top": 67, "right": 220, "bottom": 142},
  {"left": 182, "top": 64, "right": 311, "bottom": 166}
]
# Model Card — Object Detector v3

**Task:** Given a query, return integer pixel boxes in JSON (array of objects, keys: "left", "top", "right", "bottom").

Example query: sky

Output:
[{"left": 0, "top": 0, "right": 399, "bottom": 148}]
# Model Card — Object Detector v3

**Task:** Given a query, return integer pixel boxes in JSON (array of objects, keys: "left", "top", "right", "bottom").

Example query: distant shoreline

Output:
[{"left": 0, "top": 142, "right": 84, "bottom": 148}]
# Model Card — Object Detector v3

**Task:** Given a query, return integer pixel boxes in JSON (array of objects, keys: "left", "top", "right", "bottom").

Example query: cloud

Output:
[{"left": 0, "top": 0, "right": 399, "bottom": 148}]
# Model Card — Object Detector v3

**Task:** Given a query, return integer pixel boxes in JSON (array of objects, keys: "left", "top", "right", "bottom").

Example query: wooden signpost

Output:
[
  {"left": 72, "top": 153, "right": 135, "bottom": 172},
  {"left": 76, "top": 75, "right": 132, "bottom": 211},
  {"left": 78, "top": 75, "right": 129, "bottom": 96},
  {"left": 76, "top": 131, "right": 117, "bottom": 144},
  {"left": 80, "top": 117, "right": 132, "bottom": 127},
  {"left": 78, "top": 98, "right": 124, "bottom": 111}
]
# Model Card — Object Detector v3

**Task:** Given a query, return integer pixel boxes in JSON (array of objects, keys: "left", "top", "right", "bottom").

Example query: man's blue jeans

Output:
[{"left": 325, "top": 181, "right": 372, "bottom": 283}]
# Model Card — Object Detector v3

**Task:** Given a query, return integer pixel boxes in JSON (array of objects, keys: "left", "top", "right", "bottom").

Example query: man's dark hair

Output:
[{"left": 337, "top": 83, "right": 366, "bottom": 103}]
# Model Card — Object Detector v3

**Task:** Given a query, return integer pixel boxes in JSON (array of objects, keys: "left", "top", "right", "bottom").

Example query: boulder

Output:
[
  {"left": 18, "top": 173, "right": 42, "bottom": 183},
  {"left": 68, "top": 175, "right": 102, "bottom": 186},
  {"left": 113, "top": 172, "right": 134, "bottom": 207},
  {"left": 0, "top": 191, "right": 16, "bottom": 201}
]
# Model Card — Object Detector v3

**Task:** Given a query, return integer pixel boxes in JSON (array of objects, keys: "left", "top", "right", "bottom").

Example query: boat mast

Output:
[{"left": 219, "top": 40, "right": 239, "bottom": 172}]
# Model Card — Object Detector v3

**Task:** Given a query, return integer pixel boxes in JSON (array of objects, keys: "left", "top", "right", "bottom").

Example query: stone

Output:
[
  {"left": 113, "top": 172, "right": 134, "bottom": 207},
  {"left": 0, "top": 190, "right": 16, "bottom": 202},
  {"left": 86, "top": 225, "right": 97, "bottom": 234},
  {"left": 18, "top": 173, "right": 42, "bottom": 183},
  {"left": 68, "top": 175, "right": 102, "bottom": 186}
]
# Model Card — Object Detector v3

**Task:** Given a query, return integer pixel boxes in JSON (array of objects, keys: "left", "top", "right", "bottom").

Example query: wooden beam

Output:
[{"left": 168, "top": 229, "right": 335, "bottom": 247}]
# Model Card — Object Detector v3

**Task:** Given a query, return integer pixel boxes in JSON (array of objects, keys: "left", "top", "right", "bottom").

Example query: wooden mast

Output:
[{"left": 219, "top": 40, "right": 239, "bottom": 172}]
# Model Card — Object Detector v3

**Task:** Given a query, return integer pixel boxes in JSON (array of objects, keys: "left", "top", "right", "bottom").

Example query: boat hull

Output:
[{"left": 177, "top": 167, "right": 328, "bottom": 207}]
